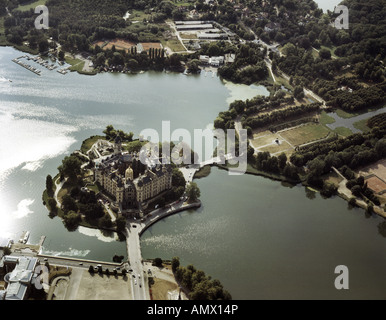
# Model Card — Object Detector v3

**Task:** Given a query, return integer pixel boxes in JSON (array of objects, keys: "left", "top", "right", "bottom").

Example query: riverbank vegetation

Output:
[{"left": 171, "top": 257, "right": 232, "bottom": 300}]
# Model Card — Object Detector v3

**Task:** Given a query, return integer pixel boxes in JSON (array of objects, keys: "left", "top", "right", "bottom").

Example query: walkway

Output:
[
  {"left": 123, "top": 199, "right": 201, "bottom": 300},
  {"left": 54, "top": 177, "right": 68, "bottom": 206}
]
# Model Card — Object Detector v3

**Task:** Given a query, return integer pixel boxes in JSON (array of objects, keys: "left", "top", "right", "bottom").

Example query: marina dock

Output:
[
  {"left": 18, "top": 231, "right": 30, "bottom": 244},
  {"left": 12, "top": 58, "right": 41, "bottom": 76},
  {"left": 12, "top": 54, "right": 62, "bottom": 76}
]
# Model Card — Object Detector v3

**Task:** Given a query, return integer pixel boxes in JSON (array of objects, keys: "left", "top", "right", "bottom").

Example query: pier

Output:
[
  {"left": 12, "top": 54, "right": 63, "bottom": 76},
  {"left": 12, "top": 58, "right": 41, "bottom": 76}
]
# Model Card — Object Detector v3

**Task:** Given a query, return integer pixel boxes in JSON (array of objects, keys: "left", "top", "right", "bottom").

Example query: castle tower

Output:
[{"left": 125, "top": 166, "right": 134, "bottom": 181}]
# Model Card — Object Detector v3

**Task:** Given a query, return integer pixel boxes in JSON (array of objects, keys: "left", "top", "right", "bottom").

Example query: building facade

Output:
[{"left": 94, "top": 137, "right": 172, "bottom": 212}]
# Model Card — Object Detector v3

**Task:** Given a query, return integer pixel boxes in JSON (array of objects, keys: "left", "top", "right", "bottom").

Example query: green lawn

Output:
[
  {"left": 161, "top": 39, "right": 186, "bottom": 52},
  {"left": 319, "top": 111, "right": 336, "bottom": 125},
  {"left": 128, "top": 9, "right": 151, "bottom": 21},
  {"left": 65, "top": 57, "right": 85, "bottom": 72},
  {"left": 80, "top": 135, "right": 106, "bottom": 154},
  {"left": 335, "top": 109, "right": 359, "bottom": 119},
  {"left": 16, "top": 0, "right": 47, "bottom": 12},
  {"left": 353, "top": 119, "right": 371, "bottom": 132},
  {"left": 279, "top": 123, "right": 331, "bottom": 146},
  {"left": 334, "top": 126, "right": 353, "bottom": 137}
]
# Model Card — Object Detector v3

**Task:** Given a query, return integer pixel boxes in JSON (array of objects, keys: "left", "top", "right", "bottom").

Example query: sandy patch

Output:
[{"left": 75, "top": 271, "right": 132, "bottom": 300}]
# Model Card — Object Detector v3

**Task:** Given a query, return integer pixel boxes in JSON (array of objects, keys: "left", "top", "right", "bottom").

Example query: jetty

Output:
[
  {"left": 18, "top": 231, "right": 30, "bottom": 244},
  {"left": 57, "top": 68, "right": 69, "bottom": 75},
  {"left": 12, "top": 58, "right": 41, "bottom": 76}
]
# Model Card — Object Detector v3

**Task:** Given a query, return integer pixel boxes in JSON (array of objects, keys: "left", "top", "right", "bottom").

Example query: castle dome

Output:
[{"left": 125, "top": 166, "right": 134, "bottom": 181}]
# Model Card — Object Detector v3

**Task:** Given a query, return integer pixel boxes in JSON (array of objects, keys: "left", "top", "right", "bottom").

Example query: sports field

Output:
[{"left": 250, "top": 123, "right": 332, "bottom": 156}]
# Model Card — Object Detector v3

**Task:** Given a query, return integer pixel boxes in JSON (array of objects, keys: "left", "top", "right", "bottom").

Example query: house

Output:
[
  {"left": 199, "top": 55, "right": 225, "bottom": 67},
  {"left": 225, "top": 53, "right": 236, "bottom": 64},
  {"left": 176, "top": 23, "right": 214, "bottom": 31},
  {"left": 264, "top": 22, "right": 281, "bottom": 32},
  {"left": 197, "top": 32, "right": 228, "bottom": 40}
]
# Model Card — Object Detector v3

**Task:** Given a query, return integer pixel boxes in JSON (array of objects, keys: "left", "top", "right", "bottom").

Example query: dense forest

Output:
[
  {"left": 217, "top": 42, "right": 268, "bottom": 84},
  {"left": 272, "top": 0, "right": 386, "bottom": 112}
]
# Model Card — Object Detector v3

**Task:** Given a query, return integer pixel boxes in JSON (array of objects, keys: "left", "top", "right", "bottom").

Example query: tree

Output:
[
  {"left": 58, "top": 50, "right": 65, "bottom": 61},
  {"left": 38, "top": 39, "right": 49, "bottom": 53},
  {"left": 62, "top": 194, "right": 78, "bottom": 213},
  {"left": 172, "top": 168, "right": 186, "bottom": 187},
  {"left": 319, "top": 48, "right": 331, "bottom": 60},
  {"left": 187, "top": 59, "right": 200, "bottom": 73},
  {"left": 47, "top": 198, "right": 58, "bottom": 214},
  {"left": 59, "top": 156, "right": 82, "bottom": 180},
  {"left": 186, "top": 182, "right": 200, "bottom": 202},
  {"left": 127, "top": 58, "right": 139, "bottom": 70},
  {"left": 46, "top": 175, "right": 54, "bottom": 195},
  {"left": 116, "top": 215, "right": 127, "bottom": 233},
  {"left": 63, "top": 211, "right": 81, "bottom": 231},
  {"left": 95, "top": 52, "right": 106, "bottom": 66},
  {"left": 351, "top": 185, "right": 362, "bottom": 197},
  {"left": 293, "top": 86, "right": 304, "bottom": 100},
  {"left": 153, "top": 258, "right": 163, "bottom": 267},
  {"left": 99, "top": 215, "right": 113, "bottom": 228},
  {"left": 172, "top": 257, "right": 180, "bottom": 273},
  {"left": 277, "top": 153, "right": 287, "bottom": 170}
]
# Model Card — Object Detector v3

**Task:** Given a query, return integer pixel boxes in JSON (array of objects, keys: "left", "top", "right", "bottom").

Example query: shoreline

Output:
[{"left": 214, "top": 163, "right": 386, "bottom": 220}]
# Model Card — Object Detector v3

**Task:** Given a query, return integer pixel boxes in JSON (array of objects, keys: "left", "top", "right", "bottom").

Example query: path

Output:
[
  {"left": 103, "top": 203, "right": 116, "bottom": 222},
  {"left": 54, "top": 177, "right": 68, "bottom": 206}
]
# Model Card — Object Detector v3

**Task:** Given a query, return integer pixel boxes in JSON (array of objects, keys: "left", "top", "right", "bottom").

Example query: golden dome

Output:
[{"left": 125, "top": 166, "right": 134, "bottom": 181}]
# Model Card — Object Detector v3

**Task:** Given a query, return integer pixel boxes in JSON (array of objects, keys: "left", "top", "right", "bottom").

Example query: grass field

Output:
[
  {"left": 251, "top": 134, "right": 280, "bottom": 148},
  {"left": 180, "top": 33, "right": 198, "bottom": 39},
  {"left": 80, "top": 135, "right": 106, "bottom": 154},
  {"left": 335, "top": 109, "right": 359, "bottom": 119},
  {"left": 279, "top": 123, "right": 330, "bottom": 146},
  {"left": 319, "top": 111, "right": 336, "bottom": 125},
  {"left": 16, "top": 0, "right": 47, "bottom": 12},
  {"left": 161, "top": 39, "right": 186, "bottom": 52},
  {"left": 128, "top": 9, "right": 151, "bottom": 21},
  {"left": 312, "top": 46, "right": 338, "bottom": 59},
  {"left": 65, "top": 57, "right": 85, "bottom": 72},
  {"left": 259, "top": 140, "right": 292, "bottom": 154},
  {"left": 353, "top": 118, "right": 371, "bottom": 132},
  {"left": 250, "top": 123, "right": 333, "bottom": 156},
  {"left": 333, "top": 126, "right": 353, "bottom": 137}
]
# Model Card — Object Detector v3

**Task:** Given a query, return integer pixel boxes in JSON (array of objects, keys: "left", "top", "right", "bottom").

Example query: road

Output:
[
  {"left": 124, "top": 222, "right": 148, "bottom": 300},
  {"left": 123, "top": 197, "right": 201, "bottom": 300}
]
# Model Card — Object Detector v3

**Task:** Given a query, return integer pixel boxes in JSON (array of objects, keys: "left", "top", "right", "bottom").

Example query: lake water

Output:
[
  {"left": 0, "top": 46, "right": 267, "bottom": 259},
  {"left": 1, "top": 46, "right": 386, "bottom": 299}
]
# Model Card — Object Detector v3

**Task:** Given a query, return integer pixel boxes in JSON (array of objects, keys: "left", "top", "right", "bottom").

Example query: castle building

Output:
[{"left": 94, "top": 137, "right": 172, "bottom": 212}]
